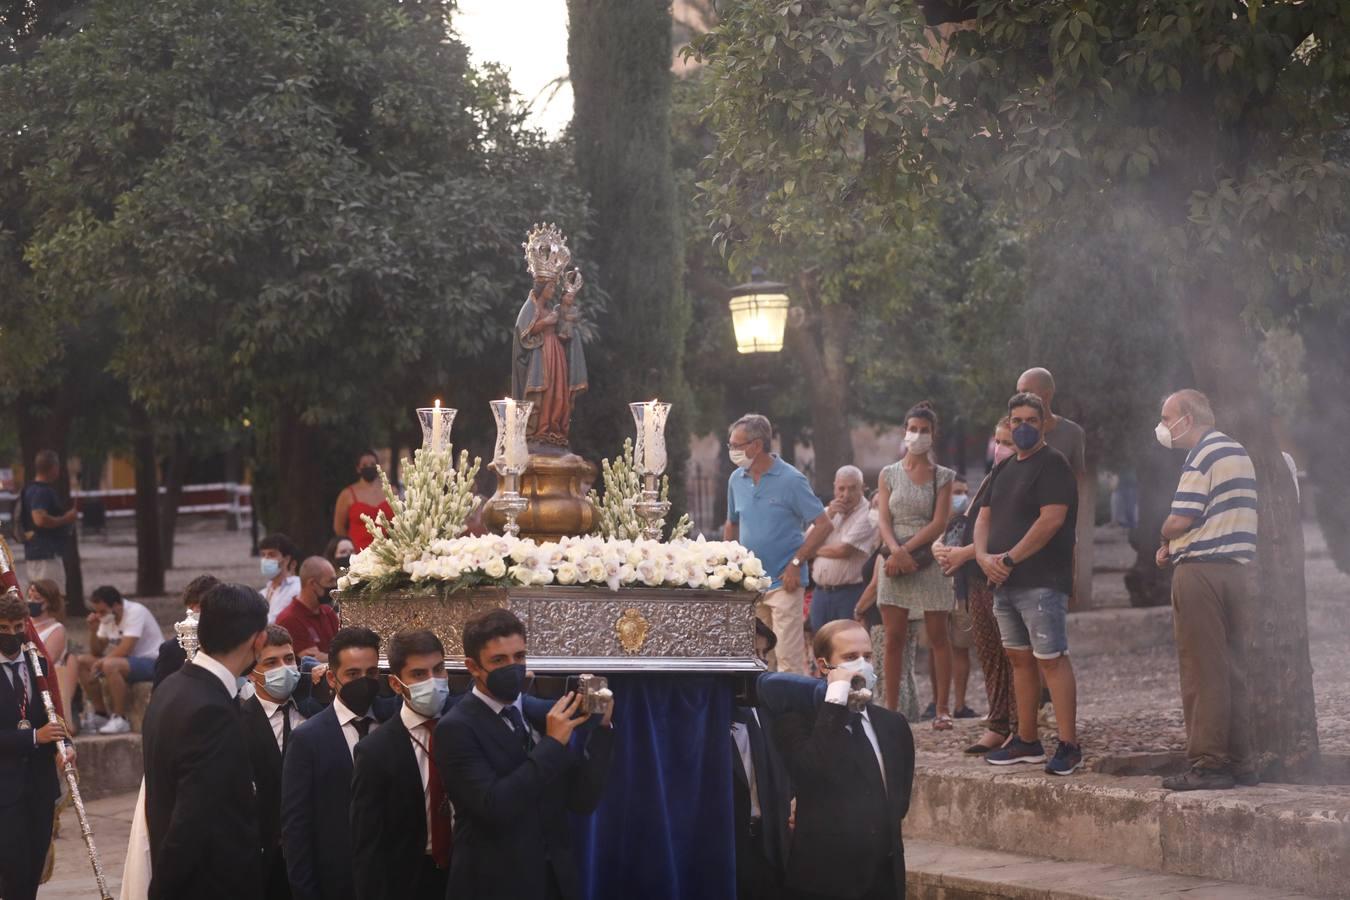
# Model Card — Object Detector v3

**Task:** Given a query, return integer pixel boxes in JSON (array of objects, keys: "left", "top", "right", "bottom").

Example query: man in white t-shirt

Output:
[
  {"left": 259, "top": 533, "right": 302, "bottom": 623},
  {"left": 75, "top": 585, "right": 165, "bottom": 735}
]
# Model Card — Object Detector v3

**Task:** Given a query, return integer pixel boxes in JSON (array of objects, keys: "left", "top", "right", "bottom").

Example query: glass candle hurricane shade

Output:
[
  {"left": 417, "top": 402, "right": 458, "bottom": 453},
  {"left": 629, "top": 400, "right": 672, "bottom": 475},
  {"left": 491, "top": 399, "right": 534, "bottom": 472}
]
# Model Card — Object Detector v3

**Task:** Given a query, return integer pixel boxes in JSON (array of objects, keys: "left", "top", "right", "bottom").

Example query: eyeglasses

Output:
[{"left": 727, "top": 439, "right": 755, "bottom": 451}]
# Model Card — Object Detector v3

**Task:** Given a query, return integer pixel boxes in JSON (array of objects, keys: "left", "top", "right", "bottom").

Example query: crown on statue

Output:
[{"left": 523, "top": 223, "right": 572, "bottom": 281}]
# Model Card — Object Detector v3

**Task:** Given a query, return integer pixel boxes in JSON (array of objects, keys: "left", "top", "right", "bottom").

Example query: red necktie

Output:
[{"left": 423, "top": 722, "right": 452, "bottom": 869}]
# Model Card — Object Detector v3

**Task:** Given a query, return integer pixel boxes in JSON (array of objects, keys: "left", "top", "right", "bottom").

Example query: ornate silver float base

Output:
[{"left": 338, "top": 585, "right": 764, "bottom": 673}]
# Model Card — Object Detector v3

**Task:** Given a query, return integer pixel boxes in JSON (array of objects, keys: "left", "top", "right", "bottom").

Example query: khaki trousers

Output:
[
  {"left": 757, "top": 586, "right": 806, "bottom": 674},
  {"left": 1171, "top": 560, "right": 1254, "bottom": 774}
]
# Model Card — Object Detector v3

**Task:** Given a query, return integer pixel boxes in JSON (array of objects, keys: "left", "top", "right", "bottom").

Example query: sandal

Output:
[
  {"left": 933, "top": 714, "right": 954, "bottom": 731},
  {"left": 964, "top": 732, "right": 1009, "bottom": 754}
]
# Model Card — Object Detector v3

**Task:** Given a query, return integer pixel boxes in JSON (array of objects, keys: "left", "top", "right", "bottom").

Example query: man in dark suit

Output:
[
  {"left": 351, "top": 629, "right": 452, "bottom": 900},
  {"left": 243, "top": 623, "right": 306, "bottom": 900},
  {"left": 281, "top": 626, "right": 382, "bottom": 900},
  {"left": 435, "top": 608, "right": 615, "bottom": 900},
  {"left": 0, "top": 593, "right": 65, "bottom": 900},
  {"left": 142, "top": 582, "right": 270, "bottom": 900},
  {"left": 773, "top": 619, "right": 914, "bottom": 900},
  {"left": 733, "top": 620, "right": 792, "bottom": 900}
]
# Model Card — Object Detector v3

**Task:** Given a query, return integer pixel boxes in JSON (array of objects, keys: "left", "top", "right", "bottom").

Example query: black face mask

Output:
[
  {"left": 334, "top": 555, "right": 351, "bottom": 571},
  {"left": 484, "top": 663, "right": 527, "bottom": 704},
  {"left": 0, "top": 633, "right": 23, "bottom": 657},
  {"left": 319, "top": 589, "right": 335, "bottom": 606},
  {"left": 27, "top": 602, "right": 44, "bottom": 619},
  {"left": 337, "top": 675, "right": 380, "bottom": 717},
  {"left": 359, "top": 466, "right": 379, "bottom": 483}
]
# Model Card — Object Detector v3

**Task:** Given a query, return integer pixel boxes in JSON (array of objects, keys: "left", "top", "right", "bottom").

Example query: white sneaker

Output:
[
  {"left": 97, "top": 715, "right": 131, "bottom": 735},
  {"left": 84, "top": 713, "right": 109, "bottom": 731}
]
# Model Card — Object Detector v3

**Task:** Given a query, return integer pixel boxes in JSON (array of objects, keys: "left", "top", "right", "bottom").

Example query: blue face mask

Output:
[
  {"left": 400, "top": 675, "right": 450, "bottom": 717},
  {"left": 1012, "top": 423, "right": 1041, "bottom": 451},
  {"left": 951, "top": 494, "right": 970, "bottom": 514},
  {"left": 261, "top": 558, "right": 281, "bottom": 579},
  {"left": 260, "top": 665, "right": 301, "bottom": 702}
]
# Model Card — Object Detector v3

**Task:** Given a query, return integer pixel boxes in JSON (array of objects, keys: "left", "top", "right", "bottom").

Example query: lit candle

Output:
[
  {"left": 431, "top": 398, "right": 443, "bottom": 450},
  {"left": 644, "top": 399, "right": 659, "bottom": 473},
  {"left": 504, "top": 397, "right": 519, "bottom": 467}
]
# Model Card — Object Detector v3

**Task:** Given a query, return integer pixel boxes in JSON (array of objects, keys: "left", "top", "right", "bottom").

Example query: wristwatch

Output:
[
  {"left": 1000, "top": 553, "right": 1016, "bottom": 568},
  {"left": 791, "top": 557, "right": 802, "bottom": 567}
]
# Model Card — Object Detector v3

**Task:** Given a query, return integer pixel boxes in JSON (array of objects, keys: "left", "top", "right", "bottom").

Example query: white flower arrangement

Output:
[
  {"left": 339, "top": 533, "right": 773, "bottom": 597},
  {"left": 588, "top": 438, "right": 693, "bottom": 542},
  {"left": 355, "top": 446, "right": 481, "bottom": 580}
]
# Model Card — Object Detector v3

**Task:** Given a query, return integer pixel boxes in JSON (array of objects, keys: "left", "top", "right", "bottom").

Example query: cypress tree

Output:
[{"left": 567, "top": 0, "right": 691, "bottom": 509}]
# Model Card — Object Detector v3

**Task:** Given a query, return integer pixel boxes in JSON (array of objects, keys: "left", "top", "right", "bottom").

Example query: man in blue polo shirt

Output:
[
  {"left": 723, "top": 414, "right": 833, "bottom": 674},
  {"left": 1155, "top": 388, "right": 1258, "bottom": 791}
]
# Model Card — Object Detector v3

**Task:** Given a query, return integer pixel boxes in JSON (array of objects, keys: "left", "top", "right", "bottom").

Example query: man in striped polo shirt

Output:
[{"left": 1155, "top": 389, "right": 1258, "bottom": 791}]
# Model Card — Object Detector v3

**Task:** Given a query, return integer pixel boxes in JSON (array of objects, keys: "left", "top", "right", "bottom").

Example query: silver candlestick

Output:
[
  {"left": 494, "top": 471, "right": 529, "bottom": 538},
  {"left": 632, "top": 473, "right": 671, "bottom": 542}
]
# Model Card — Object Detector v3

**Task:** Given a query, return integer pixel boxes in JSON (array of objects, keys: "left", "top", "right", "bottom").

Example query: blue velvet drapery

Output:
[{"left": 572, "top": 675, "right": 737, "bottom": 900}]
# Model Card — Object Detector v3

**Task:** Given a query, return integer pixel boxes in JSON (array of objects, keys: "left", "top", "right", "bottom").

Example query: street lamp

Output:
[{"left": 727, "top": 280, "right": 790, "bottom": 354}]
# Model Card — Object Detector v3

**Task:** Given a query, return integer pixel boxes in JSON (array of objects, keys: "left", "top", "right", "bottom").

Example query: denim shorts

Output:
[
  {"left": 127, "top": 654, "right": 157, "bottom": 683},
  {"left": 993, "top": 586, "right": 1069, "bottom": 660}
]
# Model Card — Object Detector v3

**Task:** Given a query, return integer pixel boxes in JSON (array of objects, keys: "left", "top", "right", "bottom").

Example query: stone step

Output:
[
  {"left": 906, "top": 838, "right": 1322, "bottom": 899},
  {"left": 70, "top": 732, "right": 143, "bottom": 801},
  {"left": 908, "top": 765, "right": 1350, "bottom": 898}
]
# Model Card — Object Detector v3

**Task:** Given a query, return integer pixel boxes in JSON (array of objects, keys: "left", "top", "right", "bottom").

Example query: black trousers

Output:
[
  {"left": 0, "top": 784, "right": 55, "bottom": 900},
  {"left": 263, "top": 845, "right": 291, "bottom": 900},
  {"left": 735, "top": 824, "right": 782, "bottom": 900},
  {"left": 411, "top": 854, "right": 448, "bottom": 900}
]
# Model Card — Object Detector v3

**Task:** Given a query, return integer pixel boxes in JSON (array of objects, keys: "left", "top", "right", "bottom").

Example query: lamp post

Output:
[{"left": 727, "top": 280, "right": 790, "bottom": 354}]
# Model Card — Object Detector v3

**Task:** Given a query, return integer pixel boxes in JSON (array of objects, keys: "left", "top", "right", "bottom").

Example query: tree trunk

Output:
[
  {"left": 130, "top": 404, "right": 165, "bottom": 597},
  {"left": 1126, "top": 443, "right": 1186, "bottom": 607},
  {"left": 275, "top": 407, "right": 329, "bottom": 557},
  {"left": 1178, "top": 270, "right": 1318, "bottom": 782},
  {"left": 1297, "top": 303, "right": 1350, "bottom": 575},
  {"left": 787, "top": 272, "right": 854, "bottom": 497},
  {"left": 1071, "top": 466, "right": 1096, "bottom": 610},
  {"left": 15, "top": 389, "right": 86, "bottom": 612},
  {"left": 159, "top": 433, "right": 187, "bottom": 571}
]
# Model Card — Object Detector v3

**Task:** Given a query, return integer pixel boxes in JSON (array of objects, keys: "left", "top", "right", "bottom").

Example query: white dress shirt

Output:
[
  {"left": 257, "top": 695, "right": 301, "bottom": 753},
  {"left": 729, "top": 709, "right": 761, "bottom": 819},
  {"left": 333, "top": 696, "right": 379, "bottom": 758},
  {"left": 825, "top": 679, "right": 886, "bottom": 790},
  {"left": 399, "top": 703, "right": 436, "bottom": 854},
  {"left": 471, "top": 685, "right": 540, "bottom": 744},
  {"left": 192, "top": 652, "right": 242, "bottom": 700}
]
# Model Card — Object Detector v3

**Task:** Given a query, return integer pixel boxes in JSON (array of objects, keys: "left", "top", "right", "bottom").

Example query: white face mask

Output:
[
  {"left": 729, "top": 448, "right": 751, "bottom": 469},
  {"left": 1155, "top": 415, "right": 1191, "bottom": 450},
  {"left": 904, "top": 431, "right": 932, "bottom": 455},
  {"left": 952, "top": 494, "right": 970, "bottom": 514},
  {"left": 835, "top": 656, "right": 877, "bottom": 692}
]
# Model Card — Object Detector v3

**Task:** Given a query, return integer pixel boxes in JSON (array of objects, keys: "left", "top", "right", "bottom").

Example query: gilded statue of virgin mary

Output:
[{"left": 511, "top": 224, "right": 588, "bottom": 448}]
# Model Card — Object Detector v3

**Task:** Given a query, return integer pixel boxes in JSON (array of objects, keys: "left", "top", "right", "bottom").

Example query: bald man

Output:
[
  {"left": 808, "top": 466, "right": 880, "bottom": 631},
  {"left": 275, "top": 557, "right": 341, "bottom": 662},
  {"left": 1016, "top": 368, "right": 1085, "bottom": 475},
  {"left": 1018, "top": 368, "right": 1090, "bottom": 609}
]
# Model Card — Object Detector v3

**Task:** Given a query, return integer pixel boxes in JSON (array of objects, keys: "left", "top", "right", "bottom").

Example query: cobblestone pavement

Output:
[{"left": 911, "top": 521, "right": 1349, "bottom": 770}]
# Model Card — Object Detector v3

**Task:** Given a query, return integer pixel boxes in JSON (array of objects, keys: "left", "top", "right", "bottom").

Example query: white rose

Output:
[
  {"left": 586, "top": 561, "right": 607, "bottom": 583},
  {"left": 742, "top": 556, "right": 765, "bottom": 578},
  {"left": 618, "top": 563, "right": 637, "bottom": 586},
  {"left": 556, "top": 562, "right": 580, "bottom": 585},
  {"left": 706, "top": 574, "right": 726, "bottom": 590},
  {"left": 531, "top": 567, "right": 555, "bottom": 586},
  {"left": 483, "top": 557, "right": 507, "bottom": 579}
]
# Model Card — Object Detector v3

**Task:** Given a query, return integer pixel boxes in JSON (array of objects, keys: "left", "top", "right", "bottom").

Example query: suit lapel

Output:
[
  {"left": 243, "top": 696, "right": 282, "bottom": 765},
  {"left": 870, "top": 708, "right": 906, "bottom": 808},
  {"left": 318, "top": 704, "right": 353, "bottom": 773},
  {"left": 464, "top": 693, "right": 527, "bottom": 764}
]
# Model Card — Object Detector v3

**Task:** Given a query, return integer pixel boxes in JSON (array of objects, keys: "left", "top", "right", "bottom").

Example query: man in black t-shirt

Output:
[
  {"left": 20, "top": 450, "right": 76, "bottom": 592},
  {"left": 973, "top": 392, "right": 1082, "bottom": 776}
]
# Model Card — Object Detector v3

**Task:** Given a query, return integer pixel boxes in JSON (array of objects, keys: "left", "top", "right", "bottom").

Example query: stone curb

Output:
[{"left": 907, "top": 765, "right": 1350, "bottom": 898}]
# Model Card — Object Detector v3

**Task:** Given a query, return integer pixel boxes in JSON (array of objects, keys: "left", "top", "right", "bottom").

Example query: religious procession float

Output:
[{"left": 336, "top": 223, "right": 769, "bottom": 675}]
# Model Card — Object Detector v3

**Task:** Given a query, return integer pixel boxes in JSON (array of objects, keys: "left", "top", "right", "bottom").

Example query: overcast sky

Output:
[{"left": 455, "top": 0, "right": 573, "bottom": 136}]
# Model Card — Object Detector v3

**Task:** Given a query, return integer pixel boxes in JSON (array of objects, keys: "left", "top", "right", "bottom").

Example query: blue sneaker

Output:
[
  {"left": 985, "top": 737, "right": 1046, "bottom": 766},
  {"left": 1046, "top": 741, "right": 1083, "bottom": 776}
]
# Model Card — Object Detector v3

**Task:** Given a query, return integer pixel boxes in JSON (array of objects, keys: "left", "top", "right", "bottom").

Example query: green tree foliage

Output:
[
  {"left": 0, "top": 0, "right": 590, "bottom": 554},
  {"left": 694, "top": 0, "right": 1347, "bottom": 778},
  {"left": 567, "top": 0, "right": 692, "bottom": 503}
]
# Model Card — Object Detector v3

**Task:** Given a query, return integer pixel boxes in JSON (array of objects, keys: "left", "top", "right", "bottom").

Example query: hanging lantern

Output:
[{"left": 727, "top": 281, "right": 790, "bottom": 354}]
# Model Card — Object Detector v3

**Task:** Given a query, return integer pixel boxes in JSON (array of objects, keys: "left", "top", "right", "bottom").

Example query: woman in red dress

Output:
[{"left": 331, "top": 449, "right": 394, "bottom": 552}]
